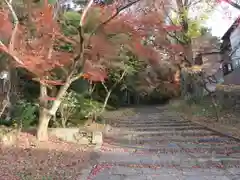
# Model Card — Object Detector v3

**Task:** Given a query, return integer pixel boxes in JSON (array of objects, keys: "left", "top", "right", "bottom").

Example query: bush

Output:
[
  {"left": 11, "top": 100, "right": 38, "bottom": 128},
  {"left": 53, "top": 91, "right": 104, "bottom": 127}
]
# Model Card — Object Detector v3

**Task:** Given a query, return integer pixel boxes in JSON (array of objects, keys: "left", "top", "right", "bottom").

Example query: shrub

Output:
[
  {"left": 53, "top": 91, "right": 104, "bottom": 127},
  {"left": 11, "top": 100, "right": 38, "bottom": 128}
]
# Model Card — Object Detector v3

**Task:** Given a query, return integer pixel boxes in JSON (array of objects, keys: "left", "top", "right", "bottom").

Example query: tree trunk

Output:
[
  {"left": 37, "top": 108, "right": 51, "bottom": 141},
  {"left": 61, "top": 119, "right": 66, "bottom": 128},
  {"left": 184, "top": 43, "right": 193, "bottom": 64},
  {"left": 36, "top": 79, "right": 71, "bottom": 141},
  {"left": 59, "top": 104, "right": 67, "bottom": 128},
  {"left": 48, "top": 81, "right": 71, "bottom": 116},
  {"left": 211, "top": 94, "right": 219, "bottom": 122},
  {"left": 37, "top": 83, "right": 50, "bottom": 141},
  {"left": 100, "top": 90, "right": 112, "bottom": 114}
]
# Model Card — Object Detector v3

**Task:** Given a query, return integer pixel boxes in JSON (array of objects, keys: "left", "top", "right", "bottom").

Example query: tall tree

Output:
[
  {"left": 161, "top": 0, "right": 214, "bottom": 63},
  {"left": 0, "top": 0, "right": 178, "bottom": 141}
]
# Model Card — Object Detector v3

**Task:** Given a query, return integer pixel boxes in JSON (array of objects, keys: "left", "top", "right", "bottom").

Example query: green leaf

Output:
[
  {"left": 48, "top": 0, "right": 56, "bottom": 4},
  {"left": 70, "top": 79, "right": 89, "bottom": 94},
  {"left": 61, "top": 11, "right": 81, "bottom": 35},
  {"left": 39, "top": 0, "right": 56, "bottom": 5}
]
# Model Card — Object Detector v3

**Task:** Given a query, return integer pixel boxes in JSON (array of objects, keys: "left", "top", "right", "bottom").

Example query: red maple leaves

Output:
[
  {"left": 0, "top": 0, "right": 183, "bottom": 85},
  {"left": 163, "top": 25, "right": 182, "bottom": 31},
  {"left": 0, "top": 2, "right": 67, "bottom": 74},
  {"left": 0, "top": 10, "right": 13, "bottom": 39}
]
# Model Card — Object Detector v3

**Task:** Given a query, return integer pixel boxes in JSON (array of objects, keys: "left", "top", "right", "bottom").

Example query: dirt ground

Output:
[{"left": 0, "top": 132, "right": 97, "bottom": 180}]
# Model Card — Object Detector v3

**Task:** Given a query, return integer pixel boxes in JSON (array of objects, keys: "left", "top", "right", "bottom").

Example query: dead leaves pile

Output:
[{"left": 0, "top": 132, "right": 93, "bottom": 180}]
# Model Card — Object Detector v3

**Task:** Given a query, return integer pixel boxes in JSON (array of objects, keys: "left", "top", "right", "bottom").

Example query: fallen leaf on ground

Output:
[{"left": 0, "top": 132, "right": 93, "bottom": 180}]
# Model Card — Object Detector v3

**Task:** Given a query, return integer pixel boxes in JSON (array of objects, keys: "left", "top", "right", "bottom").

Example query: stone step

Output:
[
  {"left": 103, "top": 140, "right": 240, "bottom": 152},
  {"left": 142, "top": 147, "right": 240, "bottom": 155},
  {"left": 130, "top": 126, "right": 202, "bottom": 131},
  {"left": 104, "top": 140, "right": 231, "bottom": 150},
  {"left": 114, "top": 122, "right": 194, "bottom": 127},
  {"left": 111, "top": 118, "right": 181, "bottom": 122},
  {"left": 113, "top": 126, "right": 202, "bottom": 132},
  {"left": 168, "top": 136, "right": 237, "bottom": 144},
  {"left": 105, "top": 161, "right": 240, "bottom": 172},
  {"left": 117, "top": 130, "right": 214, "bottom": 137},
  {"left": 110, "top": 118, "right": 185, "bottom": 122},
  {"left": 177, "top": 143, "right": 240, "bottom": 149},
  {"left": 171, "top": 127, "right": 207, "bottom": 131},
  {"left": 111, "top": 122, "right": 179, "bottom": 126},
  {"left": 104, "top": 140, "right": 240, "bottom": 157},
  {"left": 98, "top": 152, "right": 240, "bottom": 169},
  {"left": 109, "top": 135, "right": 236, "bottom": 145},
  {"left": 104, "top": 138, "right": 168, "bottom": 146},
  {"left": 111, "top": 120, "right": 190, "bottom": 125},
  {"left": 113, "top": 128, "right": 207, "bottom": 136},
  {"left": 127, "top": 126, "right": 207, "bottom": 132},
  {"left": 112, "top": 124, "right": 199, "bottom": 130},
  {"left": 135, "top": 131, "right": 216, "bottom": 137},
  {"left": 111, "top": 137, "right": 227, "bottom": 147}
]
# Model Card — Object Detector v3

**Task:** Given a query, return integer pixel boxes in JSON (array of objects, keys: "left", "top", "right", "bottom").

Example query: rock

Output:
[
  {"left": 91, "top": 131, "right": 103, "bottom": 145},
  {"left": 104, "top": 124, "right": 112, "bottom": 135},
  {"left": 0, "top": 127, "right": 18, "bottom": 146},
  {"left": 85, "top": 122, "right": 105, "bottom": 132},
  {"left": 48, "top": 128, "right": 91, "bottom": 144},
  {"left": 75, "top": 137, "right": 90, "bottom": 145},
  {"left": 49, "top": 128, "right": 79, "bottom": 142}
]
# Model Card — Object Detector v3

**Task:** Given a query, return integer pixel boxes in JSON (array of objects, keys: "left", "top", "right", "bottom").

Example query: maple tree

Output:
[{"left": 0, "top": 0, "right": 189, "bottom": 141}]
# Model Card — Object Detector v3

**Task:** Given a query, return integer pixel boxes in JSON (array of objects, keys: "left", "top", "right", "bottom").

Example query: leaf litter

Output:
[{"left": 0, "top": 132, "right": 94, "bottom": 180}]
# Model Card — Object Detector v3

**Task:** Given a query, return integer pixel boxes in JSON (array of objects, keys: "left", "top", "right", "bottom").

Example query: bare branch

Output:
[
  {"left": 187, "top": 0, "right": 202, "bottom": 7},
  {"left": 166, "top": 31, "right": 185, "bottom": 44},
  {"left": 4, "top": 0, "right": 19, "bottom": 52},
  {"left": 161, "top": 3, "right": 186, "bottom": 44},
  {"left": 80, "top": 0, "right": 94, "bottom": 26},
  {"left": 102, "top": 81, "right": 109, "bottom": 92},
  {"left": 0, "top": 0, "right": 23, "bottom": 64}
]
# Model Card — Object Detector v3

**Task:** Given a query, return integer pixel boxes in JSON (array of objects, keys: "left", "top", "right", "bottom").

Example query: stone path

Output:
[{"left": 80, "top": 106, "right": 240, "bottom": 180}]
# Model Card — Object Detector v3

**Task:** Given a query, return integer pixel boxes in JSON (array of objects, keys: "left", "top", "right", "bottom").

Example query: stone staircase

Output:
[{"left": 84, "top": 108, "right": 240, "bottom": 180}]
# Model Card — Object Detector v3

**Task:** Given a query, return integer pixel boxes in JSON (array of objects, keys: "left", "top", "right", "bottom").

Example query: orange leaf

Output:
[
  {"left": 86, "top": 71, "right": 107, "bottom": 82},
  {"left": 163, "top": 25, "right": 182, "bottom": 31},
  {"left": 81, "top": 73, "right": 91, "bottom": 79},
  {"left": 42, "top": 0, "right": 53, "bottom": 25},
  {"left": 40, "top": 79, "right": 64, "bottom": 85},
  {"left": 0, "top": 11, "right": 13, "bottom": 39}
]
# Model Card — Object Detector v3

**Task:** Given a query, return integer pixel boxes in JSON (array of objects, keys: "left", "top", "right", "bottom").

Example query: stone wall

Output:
[
  {"left": 180, "top": 68, "right": 205, "bottom": 102},
  {"left": 215, "top": 85, "right": 240, "bottom": 111}
]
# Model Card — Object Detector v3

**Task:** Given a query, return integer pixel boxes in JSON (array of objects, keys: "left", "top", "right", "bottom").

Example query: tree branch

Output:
[
  {"left": 4, "top": 0, "right": 19, "bottom": 52},
  {"left": 225, "top": 0, "right": 240, "bottom": 10},
  {"left": 161, "top": 3, "right": 186, "bottom": 45},
  {"left": 166, "top": 31, "right": 186, "bottom": 44},
  {"left": 67, "top": 0, "right": 95, "bottom": 79},
  {"left": 69, "top": 0, "right": 142, "bottom": 82},
  {"left": 86, "top": 0, "right": 142, "bottom": 46},
  {"left": 102, "top": 81, "right": 109, "bottom": 92},
  {"left": 0, "top": 0, "right": 23, "bottom": 65}
]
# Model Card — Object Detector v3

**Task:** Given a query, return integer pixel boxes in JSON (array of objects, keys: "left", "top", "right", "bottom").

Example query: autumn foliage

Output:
[
  {"left": 0, "top": 0, "right": 185, "bottom": 85},
  {"left": 0, "top": 0, "right": 185, "bottom": 141}
]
